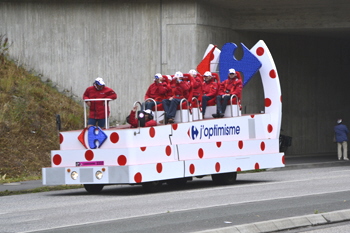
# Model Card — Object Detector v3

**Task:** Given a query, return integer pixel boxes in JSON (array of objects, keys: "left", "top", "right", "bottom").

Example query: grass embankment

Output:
[{"left": 0, "top": 36, "right": 84, "bottom": 182}]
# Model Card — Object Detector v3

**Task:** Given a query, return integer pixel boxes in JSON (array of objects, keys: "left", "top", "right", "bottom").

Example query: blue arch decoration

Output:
[{"left": 219, "top": 42, "right": 262, "bottom": 86}]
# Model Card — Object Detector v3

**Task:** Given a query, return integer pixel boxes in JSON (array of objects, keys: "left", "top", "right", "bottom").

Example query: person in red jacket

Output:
[
  {"left": 144, "top": 73, "right": 169, "bottom": 110},
  {"left": 161, "top": 71, "right": 190, "bottom": 124},
  {"left": 201, "top": 71, "right": 218, "bottom": 118},
  {"left": 128, "top": 106, "right": 157, "bottom": 128},
  {"left": 83, "top": 77, "right": 117, "bottom": 128},
  {"left": 189, "top": 69, "right": 202, "bottom": 100},
  {"left": 212, "top": 68, "right": 242, "bottom": 118}
]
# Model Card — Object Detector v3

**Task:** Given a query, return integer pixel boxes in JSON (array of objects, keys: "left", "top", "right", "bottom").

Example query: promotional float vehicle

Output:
[{"left": 42, "top": 40, "right": 285, "bottom": 193}]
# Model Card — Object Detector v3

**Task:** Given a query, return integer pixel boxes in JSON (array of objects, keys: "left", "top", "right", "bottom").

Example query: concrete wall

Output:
[{"left": 1, "top": 0, "right": 350, "bottom": 155}]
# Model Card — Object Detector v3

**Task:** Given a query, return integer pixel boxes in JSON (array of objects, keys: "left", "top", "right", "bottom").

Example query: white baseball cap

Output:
[
  {"left": 154, "top": 73, "right": 162, "bottom": 79},
  {"left": 229, "top": 68, "right": 236, "bottom": 74},
  {"left": 337, "top": 119, "right": 342, "bottom": 124},
  {"left": 203, "top": 71, "right": 212, "bottom": 77},
  {"left": 95, "top": 77, "right": 105, "bottom": 85},
  {"left": 189, "top": 69, "right": 197, "bottom": 75},
  {"left": 174, "top": 71, "right": 184, "bottom": 78}
]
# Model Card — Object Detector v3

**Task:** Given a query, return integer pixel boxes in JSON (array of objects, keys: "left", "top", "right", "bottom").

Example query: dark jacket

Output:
[{"left": 334, "top": 123, "right": 349, "bottom": 142}]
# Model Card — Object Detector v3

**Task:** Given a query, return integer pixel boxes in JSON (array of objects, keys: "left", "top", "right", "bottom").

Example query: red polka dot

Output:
[
  {"left": 215, "top": 162, "right": 220, "bottom": 172},
  {"left": 255, "top": 163, "right": 260, "bottom": 170},
  {"left": 237, "top": 167, "right": 242, "bottom": 172},
  {"left": 110, "top": 132, "right": 119, "bottom": 143},
  {"left": 282, "top": 156, "right": 285, "bottom": 164},
  {"left": 165, "top": 145, "right": 172, "bottom": 156},
  {"left": 59, "top": 133, "right": 63, "bottom": 144},
  {"left": 140, "top": 147, "right": 146, "bottom": 151},
  {"left": 85, "top": 150, "right": 94, "bottom": 161},
  {"left": 216, "top": 141, "right": 222, "bottom": 148},
  {"left": 156, "top": 163, "right": 163, "bottom": 173},
  {"left": 238, "top": 140, "right": 243, "bottom": 149},
  {"left": 260, "top": 141, "right": 266, "bottom": 151},
  {"left": 172, "top": 124, "right": 178, "bottom": 130},
  {"left": 189, "top": 164, "right": 195, "bottom": 174},
  {"left": 256, "top": 47, "right": 264, "bottom": 56},
  {"left": 265, "top": 98, "right": 272, "bottom": 107},
  {"left": 267, "top": 124, "right": 273, "bottom": 133},
  {"left": 117, "top": 155, "right": 127, "bottom": 166},
  {"left": 198, "top": 148, "right": 204, "bottom": 158},
  {"left": 134, "top": 172, "right": 142, "bottom": 183},
  {"left": 53, "top": 154, "right": 62, "bottom": 165},
  {"left": 250, "top": 115, "right": 255, "bottom": 118},
  {"left": 149, "top": 127, "right": 155, "bottom": 138},
  {"left": 269, "top": 69, "right": 276, "bottom": 78},
  {"left": 280, "top": 95, "right": 282, "bottom": 102}
]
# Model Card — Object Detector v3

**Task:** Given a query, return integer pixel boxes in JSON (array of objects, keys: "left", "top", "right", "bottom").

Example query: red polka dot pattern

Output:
[
  {"left": 256, "top": 47, "right": 264, "bottom": 56},
  {"left": 282, "top": 156, "right": 285, "bottom": 164},
  {"left": 53, "top": 154, "right": 62, "bottom": 165},
  {"left": 250, "top": 115, "right": 255, "bottom": 118},
  {"left": 238, "top": 140, "right": 243, "bottom": 149},
  {"left": 149, "top": 127, "right": 155, "bottom": 138},
  {"left": 269, "top": 69, "right": 276, "bottom": 78},
  {"left": 134, "top": 172, "right": 142, "bottom": 183},
  {"left": 140, "top": 147, "right": 146, "bottom": 151},
  {"left": 156, "top": 163, "right": 163, "bottom": 173},
  {"left": 216, "top": 142, "right": 222, "bottom": 148},
  {"left": 255, "top": 163, "right": 260, "bottom": 170},
  {"left": 117, "top": 155, "right": 127, "bottom": 166},
  {"left": 165, "top": 146, "right": 172, "bottom": 156},
  {"left": 237, "top": 167, "right": 242, "bottom": 172},
  {"left": 110, "top": 132, "right": 119, "bottom": 143},
  {"left": 215, "top": 162, "right": 220, "bottom": 172},
  {"left": 260, "top": 141, "right": 266, "bottom": 151},
  {"left": 265, "top": 98, "right": 272, "bottom": 107},
  {"left": 198, "top": 148, "right": 204, "bottom": 158},
  {"left": 172, "top": 124, "right": 178, "bottom": 130},
  {"left": 189, "top": 164, "right": 195, "bottom": 174},
  {"left": 85, "top": 150, "right": 94, "bottom": 161},
  {"left": 59, "top": 133, "right": 63, "bottom": 144},
  {"left": 267, "top": 124, "right": 273, "bottom": 133}
]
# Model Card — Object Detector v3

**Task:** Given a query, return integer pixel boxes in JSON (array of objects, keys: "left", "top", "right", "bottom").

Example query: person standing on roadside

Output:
[{"left": 334, "top": 119, "right": 349, "bottom": 160}]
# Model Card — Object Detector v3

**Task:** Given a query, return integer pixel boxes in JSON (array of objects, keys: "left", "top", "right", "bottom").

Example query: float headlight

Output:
[
  {"left": 71, "top": 171, "right": 79, "bottom": 180},
  {"left": 95, "top": 170, "right": 103, "bottom": 180}
]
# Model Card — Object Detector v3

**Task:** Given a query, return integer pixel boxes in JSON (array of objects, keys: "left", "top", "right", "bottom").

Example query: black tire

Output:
[
  {"left": 142, "top": 181, "right": 162, "bottom": 193},
  {"left": 166, "top": 178, "right": 188, "bottom": 186},
  {"left": 211, "top": 172, "right": 237, "bottom": 185},
  {"left": 84, "top": 184, "right": 104, "bottom": 194}
]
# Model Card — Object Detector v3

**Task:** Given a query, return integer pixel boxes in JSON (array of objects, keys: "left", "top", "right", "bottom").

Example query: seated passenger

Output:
[
  {"left": 188, "top": 69, "right": 202, "bottom": 100},
  {"left": 144, "top": 73, "right": 169, "bottom": 110},
  {"left": 201, "top": 71, "right": 218, "bottom": 118},
  {"left": 212, "top": 68, "right": 242, "bottom": 118},
  {"left": 161, "top": 71, "right": 190, "bottom": 124},
  {"left": 128, "top": 106, "right": 157, "bottom": 128}
]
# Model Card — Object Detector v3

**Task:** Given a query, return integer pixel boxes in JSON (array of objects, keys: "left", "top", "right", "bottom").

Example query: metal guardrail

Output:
[
  {"left": 84, "top": 98, "right": 113, "bottom": 129},
  {"left": 229, "top": 95, "right": 240, "bottom": 117}
]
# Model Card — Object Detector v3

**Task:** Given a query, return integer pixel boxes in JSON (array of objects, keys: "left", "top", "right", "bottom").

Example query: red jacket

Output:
[
  {"left": 83, "top": 86, "right": 117, "bottom": 119},
  {"left": 168, "top": 80, "right": 190, "bottom": 99},
  {"left": 218, "top": 77, "right": 243, "bottom": 99},
  {"left": 128, "top": 110, "right": 157, "bottom": 128},
  {"left": 202, "top": 78, "right": 218, "bottom": 98},
  {"left": 144, "top": 81, "right": 169, "bottom": 102},
  {"left": 191, "top": 75, "right": 203, "bottom": 98}
]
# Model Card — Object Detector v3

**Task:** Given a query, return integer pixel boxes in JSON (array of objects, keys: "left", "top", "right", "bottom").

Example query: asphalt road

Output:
[{"left": 1, "top": 165, "right": 350, "bottom": 233}]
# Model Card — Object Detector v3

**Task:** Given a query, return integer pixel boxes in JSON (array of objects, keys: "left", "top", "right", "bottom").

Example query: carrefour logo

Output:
[{"left": 188, "top": 124, "right": 240, "bottom": 140}]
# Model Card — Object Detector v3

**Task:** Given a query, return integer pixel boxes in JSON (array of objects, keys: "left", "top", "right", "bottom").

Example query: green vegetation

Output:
[
  {"left": 0, "top": 185, "right": 83, "bottom": 196},
  {"left": 0, "top": 35, "right": 84, "bottom": 181}
]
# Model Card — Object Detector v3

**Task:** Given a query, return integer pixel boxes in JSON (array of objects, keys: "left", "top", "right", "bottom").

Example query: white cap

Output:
[
  {"left": 189, "top": 69, "right": 197, "bottom": 75},
  {"left": 203, "top": 71, "right": 212, "bottom": 77},
  {"left": 144, "top": 109, "right": 153, "bottom": 115},
  {"left": 166, "top": 75, "right": 173, "bottom": 81},
  {"left": 337, "top": 119, "right": 342, "bottom": 124},
  {"left": 174, "top": 71, "right": 184, "bottom": 78},
  {"left": 154, "top": 73, "right": 162, "bottom": 79},
  {"left": 229, "top": 68, "right": 236, "bottom": 74},
  {"left": 95, "top": 77, "right": 105, "bottom": 85}
]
